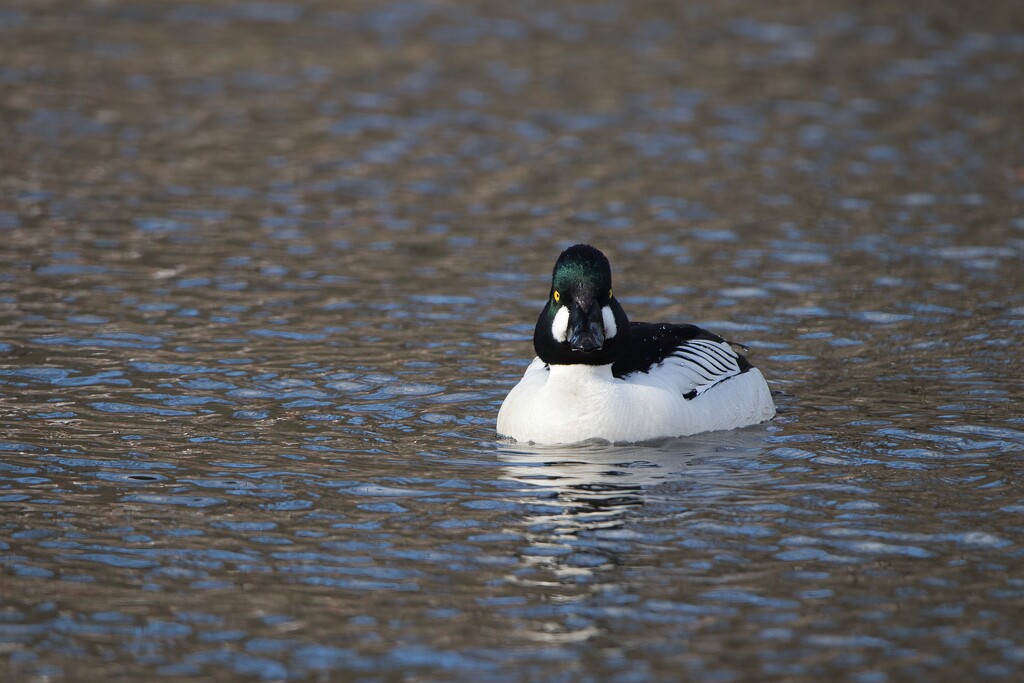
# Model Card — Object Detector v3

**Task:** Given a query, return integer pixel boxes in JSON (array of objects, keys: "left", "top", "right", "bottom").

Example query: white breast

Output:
[{"left": 496, "top": 359, "right": 775, "bottom": 445}]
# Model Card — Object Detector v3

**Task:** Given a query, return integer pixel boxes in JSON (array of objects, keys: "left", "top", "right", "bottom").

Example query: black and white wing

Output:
[{"left": 612, "top": 323, "right": 752, "bottom": 399}]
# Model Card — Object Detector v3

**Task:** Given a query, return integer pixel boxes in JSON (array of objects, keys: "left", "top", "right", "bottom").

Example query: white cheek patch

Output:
[
  {"left": 551, "top": 305, "right": 570, "bottom": 343},
  {"left": 602, "top": 305, "right": 617, "bottom": 339}
]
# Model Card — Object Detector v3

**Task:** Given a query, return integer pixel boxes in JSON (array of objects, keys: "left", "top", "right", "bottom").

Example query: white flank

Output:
[
  {"left": 602, "top": 305, "right": 616, "bottom": 338},
  {"left": 497, "top": 358, "right": 776, "bottom": 445},
  {"left": 551, "top": 305, "right": 569, "bottom": 342}
]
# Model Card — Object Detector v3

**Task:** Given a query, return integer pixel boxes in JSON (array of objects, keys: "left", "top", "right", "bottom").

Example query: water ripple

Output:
[{"left": 2, "top": 1, "right": 1023, "bottom": 681}]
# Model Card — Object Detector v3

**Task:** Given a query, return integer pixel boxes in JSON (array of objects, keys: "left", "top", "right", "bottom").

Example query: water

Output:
[{"left": 2, "top": 1, "right": 1023, "bottom": 681}]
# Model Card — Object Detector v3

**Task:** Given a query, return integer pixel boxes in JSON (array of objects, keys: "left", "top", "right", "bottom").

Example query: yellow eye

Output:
[
  {"left": 553, "top": 290, "right": 561, "bottom": 303},
  {"left": 609, "top": 289, "right": 613, "bottom": 299}
]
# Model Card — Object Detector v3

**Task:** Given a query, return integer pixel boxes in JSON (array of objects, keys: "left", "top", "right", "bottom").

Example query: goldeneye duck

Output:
[{"left": 497, "top": 244, "right": 776, "bottom": 444}]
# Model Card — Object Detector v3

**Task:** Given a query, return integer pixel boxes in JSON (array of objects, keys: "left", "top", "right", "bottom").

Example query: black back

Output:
[{"left": 612, "top": 322, "right": 753, "bottom": 379}]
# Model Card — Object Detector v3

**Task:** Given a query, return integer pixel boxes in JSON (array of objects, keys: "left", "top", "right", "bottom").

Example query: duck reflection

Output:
[
  {"left": 497, "top": 428, "right": 773, "bottom": 531},
  {"left": 498, "top": 442, "right": 675, "bottom": 525},
  {"left": 493, "top": 430, "right": 775, "bottom": 645}
]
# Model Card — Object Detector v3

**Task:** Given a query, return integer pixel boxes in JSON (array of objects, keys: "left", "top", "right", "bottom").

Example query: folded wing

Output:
[{"left": 613, "top": 323, "right": 752, "bottom": 400}]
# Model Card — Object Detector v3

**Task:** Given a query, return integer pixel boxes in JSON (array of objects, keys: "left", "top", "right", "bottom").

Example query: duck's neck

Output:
[{"left": 547, "top": 363, "right": 615, "bottom": 381}]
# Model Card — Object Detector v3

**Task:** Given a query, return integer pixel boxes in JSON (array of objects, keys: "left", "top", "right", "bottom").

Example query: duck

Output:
[{"left": 496, "top": 244, "right": 776, "bottom": 444}]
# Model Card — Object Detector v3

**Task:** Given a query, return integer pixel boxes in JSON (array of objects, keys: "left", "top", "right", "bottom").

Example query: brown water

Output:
[{"left": 2, "top": 1, "right": 1023, "bottom": 681}]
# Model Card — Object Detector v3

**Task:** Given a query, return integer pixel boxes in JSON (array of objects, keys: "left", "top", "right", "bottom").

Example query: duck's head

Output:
[{"left": 533, "top": 244, "right": 630, "bottom": 366}]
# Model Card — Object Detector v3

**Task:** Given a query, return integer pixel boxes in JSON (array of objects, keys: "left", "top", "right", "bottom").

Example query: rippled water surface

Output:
[{"left": 2, "top": 1, "right": 1024, "bottom": 681}]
